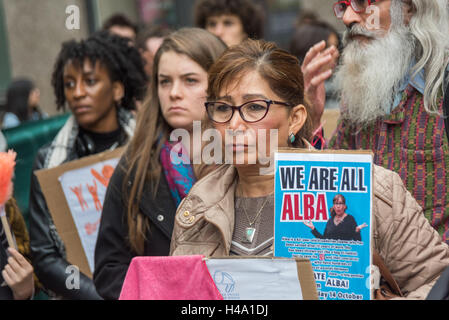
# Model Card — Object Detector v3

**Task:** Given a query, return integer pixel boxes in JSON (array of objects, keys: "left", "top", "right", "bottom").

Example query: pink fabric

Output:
[{"left": 119, "top": 255, "right": 223, "bottom": 300}]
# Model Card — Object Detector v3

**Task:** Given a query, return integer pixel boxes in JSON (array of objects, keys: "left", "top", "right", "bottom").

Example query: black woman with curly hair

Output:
[{"left": 28, "top": 31, "right": 147, "bottom": 300}]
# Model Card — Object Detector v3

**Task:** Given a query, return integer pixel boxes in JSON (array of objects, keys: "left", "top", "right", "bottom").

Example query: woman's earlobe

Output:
[{"left": 289, "top": 104, "right": 307, "bottom": 135}]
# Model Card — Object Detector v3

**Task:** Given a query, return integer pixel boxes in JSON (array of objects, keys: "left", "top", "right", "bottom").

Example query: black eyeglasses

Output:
[{"left": 205, "top": 99, "right": 293, "bottom": 124}]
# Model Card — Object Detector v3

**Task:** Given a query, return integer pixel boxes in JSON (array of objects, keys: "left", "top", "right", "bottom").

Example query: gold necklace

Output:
[{"left": 238, "top": 185, "right": 270, "bottom": 244}]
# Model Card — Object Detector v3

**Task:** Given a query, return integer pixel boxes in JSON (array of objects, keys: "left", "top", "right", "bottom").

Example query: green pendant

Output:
[{"left": 243, "top": 227, "right": 256, "bottom": 243}]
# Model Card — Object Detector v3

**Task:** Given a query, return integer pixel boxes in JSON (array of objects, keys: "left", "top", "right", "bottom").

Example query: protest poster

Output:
[
  {"left": 58, "top": 158, "right": 119, "bottom": 273},
  {"left": 35, "top": 147, "right": 124, "bottom": 277},
  {"left": 273, "top": 149, "right": 373, "bottom": 300},
  {"left": 204, "top": 257, "right": 316, "bottom": 300}
]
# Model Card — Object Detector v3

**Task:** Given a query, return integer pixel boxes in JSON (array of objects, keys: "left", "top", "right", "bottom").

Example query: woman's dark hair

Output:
[
  {"left": 51, "top": 30, "right": 148, "bottom": 111},
  {"left": 289, "top": 21, "right": 339, "bottom": 64},
  {"left": 136, "top": 25, "right": 173, "bottom": 52},
  {"left": 102, "top": 13, "right": 138, "bottom": 34},
  {"left": 330, "top": 194, "right": 347, "bottom": 217},
  {"left": 207, "top": 38, "right": 313, "bottom": 146},
  {"left": 194, "top": 0, "right": 265, "bottom": 39},
  {"left": 5, "top": 78, "right": 34, "bottom": 122}
]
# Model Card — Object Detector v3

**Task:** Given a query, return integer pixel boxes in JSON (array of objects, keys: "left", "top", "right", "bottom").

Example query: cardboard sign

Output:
[
  {"left": 205, "top": 257, "right": 317, "bottom": 300},
  {"left": 274, "top": 149, "right": 373, "bottom": 300},
  {"left": 35, "top": 147, "right": 124, "bottom": 277}
]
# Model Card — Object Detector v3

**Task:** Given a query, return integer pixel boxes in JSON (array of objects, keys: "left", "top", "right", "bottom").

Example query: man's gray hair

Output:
[{"left": 405, "top": 0, "right": 449, "bottom": 113}]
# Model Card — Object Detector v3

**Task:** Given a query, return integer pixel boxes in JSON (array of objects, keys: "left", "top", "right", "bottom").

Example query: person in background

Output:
[
  {"left": 102, "top": 13, "right": 139, "bottom": 43},
  {"left": 290, "top": 20, "right": 340, "bottom": 65},
  {"left": 289, "top": 20, "right": 340, "bottom": 110},
  {"left": 301, "top": 0, "right": 449, "bottom": 244},
  {"left": 136, "top": 25, "right": 172, "bottom": 79},
  {"left": 193, "top": 0, "right": 265, "bottom": 47},
  {"left": 170, "top": 38, "right": 449, "bottom": 299},
  {"left": 29, "top": 31, "right": 146, "bottom": 300},
  {"left": 295, "top": 10, "right": 319, "bottom": 27},
  {"left": 93, "top": 28, "right": 227, "bottom": 300},
  {"left": 1, "top": 79, "right": 48, "bottom": 129}
]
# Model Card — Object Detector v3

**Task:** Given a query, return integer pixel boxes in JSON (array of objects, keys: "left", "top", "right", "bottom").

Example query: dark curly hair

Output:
[
  {"left": 193, "top": 0, "right": 265, "bottom": 40},
  {"left": 51, "top": 31, "right": 148, "bottom": 111}
]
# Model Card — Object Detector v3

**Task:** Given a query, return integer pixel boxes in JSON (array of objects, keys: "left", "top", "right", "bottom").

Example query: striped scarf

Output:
[{"left": 43, "top": 108, "right": 135, "bottom": 169}]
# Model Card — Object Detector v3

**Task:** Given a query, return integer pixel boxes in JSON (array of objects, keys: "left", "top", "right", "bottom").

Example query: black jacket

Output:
[
  {"left": 29, "top": 126, "right": 129, "bottom": 300},
  {"left": 93, "top": 154, "right": 177, "bottom": 300},
  {"left": 311, "top": 214, "right": 361, "bottom": 241}
]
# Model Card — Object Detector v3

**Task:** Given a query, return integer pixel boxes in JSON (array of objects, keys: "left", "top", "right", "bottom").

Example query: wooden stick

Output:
[{"left": 0, "top": 206, "right": 16, "bottom": 250}]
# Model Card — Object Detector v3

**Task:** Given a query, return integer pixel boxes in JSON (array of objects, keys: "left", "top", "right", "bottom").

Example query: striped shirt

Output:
[{"left": 328, "top": 84, "right": 449, "bottom": 244}]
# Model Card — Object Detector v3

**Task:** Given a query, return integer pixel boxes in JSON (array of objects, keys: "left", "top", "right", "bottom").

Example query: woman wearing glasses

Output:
[
  {"left": 93, "top": 28, "right": 227, "bottom": 300},
  {"left": 170, "top": 39, "right": 449, "bottom": 299},
  {"left": 304, "top": 194, "right": 368, "bottom": 241}
]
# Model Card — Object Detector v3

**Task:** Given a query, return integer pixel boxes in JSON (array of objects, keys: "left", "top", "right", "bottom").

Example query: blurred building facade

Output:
[{"left": 0, "top": 0, "right": 341, "bottom": 116}]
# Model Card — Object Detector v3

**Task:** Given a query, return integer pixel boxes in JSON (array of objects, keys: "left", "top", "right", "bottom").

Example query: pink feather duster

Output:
[
  {"left": 0, "top": 150, "right": 17, "bottom": 249},
  {"left": 0, "top": 150, "right": 16, "bottom": 209}
]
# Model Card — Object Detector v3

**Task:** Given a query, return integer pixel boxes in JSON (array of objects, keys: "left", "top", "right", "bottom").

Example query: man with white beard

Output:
[{"left": 302, "top": 0, "right": 449, "bottom": 244}]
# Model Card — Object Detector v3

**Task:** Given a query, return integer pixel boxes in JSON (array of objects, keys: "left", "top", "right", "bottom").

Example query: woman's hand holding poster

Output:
[{"left": 274, "top": 150, "right": 373, "bottom": 300}]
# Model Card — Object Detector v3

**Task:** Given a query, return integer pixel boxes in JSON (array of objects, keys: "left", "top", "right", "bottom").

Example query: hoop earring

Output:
[{"left": 288, "top": 132, "right": 296, "bottom": 144}]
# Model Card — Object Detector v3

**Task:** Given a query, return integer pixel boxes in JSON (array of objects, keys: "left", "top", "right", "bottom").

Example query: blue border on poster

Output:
[{"left": 274, "top": 151, "right": 373, "bottom": 300}]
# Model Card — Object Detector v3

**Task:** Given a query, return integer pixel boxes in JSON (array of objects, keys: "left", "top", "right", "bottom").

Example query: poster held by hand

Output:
[{"left": 35, "top": 147, "right": 124, "bottom": 277}]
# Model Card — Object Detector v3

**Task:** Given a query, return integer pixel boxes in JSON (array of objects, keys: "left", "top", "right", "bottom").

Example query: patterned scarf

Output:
[
  {"left": 160, "top": 141, "right": 196, "bottom": 206},
  {"left": 44, "top": 107, "right": 136, "bottom": 169}
]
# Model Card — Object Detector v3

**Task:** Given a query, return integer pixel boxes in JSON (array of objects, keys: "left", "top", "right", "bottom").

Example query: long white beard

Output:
[{"left": 333, "top": 24, "right": 415, "bottom": 125}]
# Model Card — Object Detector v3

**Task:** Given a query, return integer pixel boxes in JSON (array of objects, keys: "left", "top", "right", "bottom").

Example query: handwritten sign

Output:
[
  {"left": 36, "top": 148, "right": 125, "bottom": 277},
  {"left": 274, "top": 150, "right": 373, "bottom": 300},
  {"left": 58, "top": 158, "right": 119, "bottom": 273}
]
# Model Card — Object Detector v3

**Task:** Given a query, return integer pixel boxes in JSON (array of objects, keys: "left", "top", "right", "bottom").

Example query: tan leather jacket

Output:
[{"left": 170, "top": 164, "right": 449, "bottom": 299}]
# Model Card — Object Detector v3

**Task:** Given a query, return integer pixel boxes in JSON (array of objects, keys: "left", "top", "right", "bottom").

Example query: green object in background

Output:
[
  {"left": 2, "top": 113, "right": 70, "bottom": 227},
  {"left": 2, "top": 113, "right": 70, "bottom": 300}
]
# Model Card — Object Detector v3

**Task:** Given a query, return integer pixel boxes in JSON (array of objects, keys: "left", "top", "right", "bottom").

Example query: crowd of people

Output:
[{"left": 1, "top": 0, "right": 449, "bottom": 300}]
